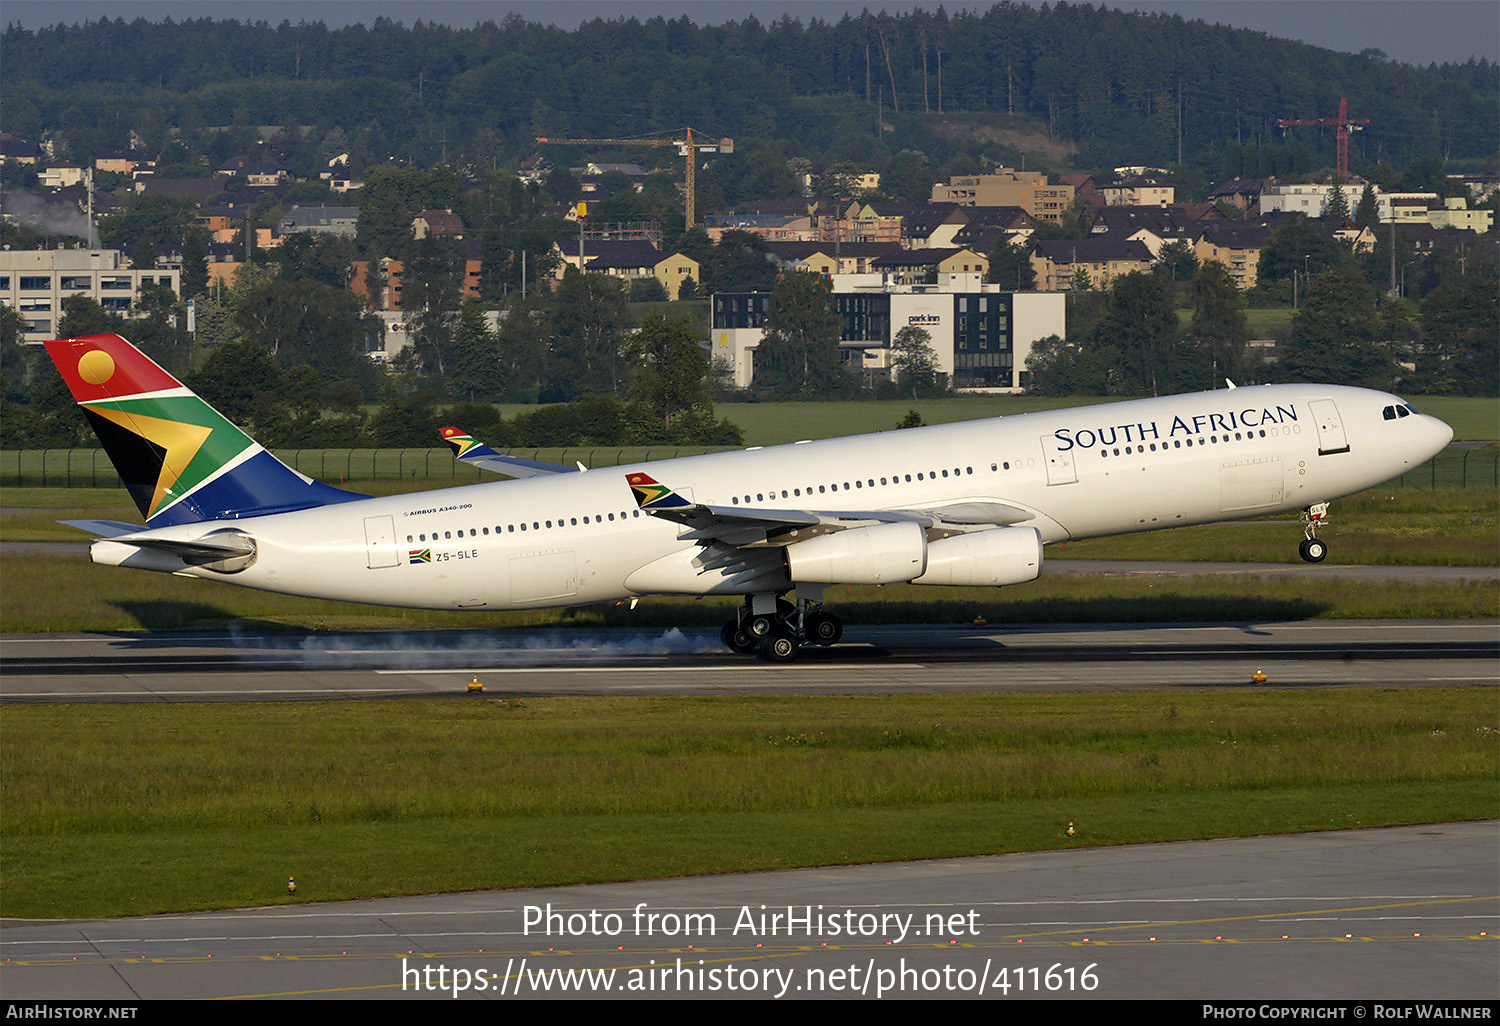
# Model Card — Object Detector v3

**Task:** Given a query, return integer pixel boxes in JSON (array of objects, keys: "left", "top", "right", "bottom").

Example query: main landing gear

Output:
[
  {"left": 720, "top": 594, "right": 843, "bottom": 662},
  {"left": 1299, "top": 502, "right": 1329, "bottom": 563}
]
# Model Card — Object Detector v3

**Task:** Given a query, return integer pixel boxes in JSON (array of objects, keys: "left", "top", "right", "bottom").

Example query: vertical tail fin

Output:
[{"left": 43, "top": 334, "right": 366, "bottom": 526}]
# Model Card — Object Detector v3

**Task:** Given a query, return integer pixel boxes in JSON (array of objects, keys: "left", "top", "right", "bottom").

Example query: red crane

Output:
[{"left": 1277, "top": 97, "right": 1371, "bottom": 184}]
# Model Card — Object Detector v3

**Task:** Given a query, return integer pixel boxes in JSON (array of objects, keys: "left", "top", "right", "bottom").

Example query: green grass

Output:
[
  {"left": 1053, "top": 488, "right": 1499, "bottom": 566},
  {"left": 2, "top": 690, "right": 1493, "bottom": 919}
]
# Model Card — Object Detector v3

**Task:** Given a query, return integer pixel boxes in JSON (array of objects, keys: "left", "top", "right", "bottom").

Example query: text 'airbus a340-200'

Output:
[{"left": 43, "top": 333, "right": 1451, "bottom": 660}]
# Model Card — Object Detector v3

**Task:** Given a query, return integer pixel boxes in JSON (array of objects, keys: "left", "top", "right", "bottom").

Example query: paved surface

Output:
[
  {"left": 2, "top": 620, "right": 1495, "bottom": 701},
  {"left": 2, "top": 822, "right": 1494, "bottom": 1000}
]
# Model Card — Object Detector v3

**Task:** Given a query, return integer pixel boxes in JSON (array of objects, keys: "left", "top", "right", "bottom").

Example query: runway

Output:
[
  {"left": 1, "top": 620, "right": 1495, "bottom": 701},
  {"left": 2, "top": 821, "right": 1494, "bottom": 1000}
]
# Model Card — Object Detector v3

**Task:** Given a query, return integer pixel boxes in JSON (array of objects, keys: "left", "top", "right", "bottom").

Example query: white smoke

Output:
[
  {"left": 228, "top": 625, "right": 721, "bottom": 669},
  {"left": 2, "top": 189, "right": 99, "bottom": 247}
]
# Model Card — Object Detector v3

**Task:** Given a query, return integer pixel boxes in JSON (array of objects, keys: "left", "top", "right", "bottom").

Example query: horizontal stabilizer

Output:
[
  {"left": 91, "top": 528, "right": 258, "bottom": 572},
  {"left": 60, "top": 519, "right": 146, "bottom": 538}
]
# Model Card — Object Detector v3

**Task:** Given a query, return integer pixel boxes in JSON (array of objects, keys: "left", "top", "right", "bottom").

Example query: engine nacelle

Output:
[
  {"left": 783, "top": 521, "right": 927, "bottom": 585},
  {"left": 910, "top": 526, "right": 1042, "bottom": 587}
]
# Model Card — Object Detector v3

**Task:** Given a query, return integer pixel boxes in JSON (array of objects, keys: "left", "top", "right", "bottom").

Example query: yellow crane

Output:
[{"left": 535, "top": 129, "right": 733, "bottom": 229}]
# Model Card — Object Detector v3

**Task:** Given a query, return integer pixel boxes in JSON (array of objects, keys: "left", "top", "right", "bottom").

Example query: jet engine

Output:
[
  {"left": 783, "top": 521, "right": 927, "bottom": 584},
  {"left": 910, "top": 526, "right": 1042, "bottom": 587}
]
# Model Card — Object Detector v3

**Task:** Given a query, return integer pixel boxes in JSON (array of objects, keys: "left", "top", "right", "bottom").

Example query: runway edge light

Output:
[{"left": 469, "top": 677, "right": 484, "bottom": 694}]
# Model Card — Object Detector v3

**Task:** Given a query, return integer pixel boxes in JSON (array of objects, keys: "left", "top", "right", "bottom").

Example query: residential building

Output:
[
  {"left": 871, "top": 247, "right": 989, "bottom": 286},
  {"left": 1208, "top": 178, "right": 1276, "bottom": 212},
  {"left": 552, "top": 239, "right": 700, "bottom": 300},
  {"left": 351, "top": 250, "right": 484, "bottom": 311},
  {"left": 1101, "top": 177, "right": 1175, "bottom": 207},
  {"left": 412, "top": 209, "right": 465, "bottom": 240},
  {"left": 710, "top": 281, "right": 1064, "bottom": 392},
  {"left": 1260, "top": 182, "right": 1369, "bottom": 218},
  {"left": 931, "top": 169, "right": 1075, "bottom": 224},
  {"left": 280, "top": 205, "right": 359, "bottom": 238},
  {"left": 1029, "top": 238, "right": 1155, "bottom": 291},
  {"left": 1427, "top": 196, "right": 1493, "bottom": 233},
  {"left": 38, "top": 166, "right": 86, "bottom": 190},
  {"left": 1193, "top": 223, "right": 1274, "bottom": 290},
  {"left": 0, "top": 248, "right": 179, "bottom": 342}
]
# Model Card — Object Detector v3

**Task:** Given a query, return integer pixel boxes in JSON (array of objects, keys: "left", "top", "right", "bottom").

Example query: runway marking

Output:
[{"left": 373, "top": 664, "right": 930, "bottom": 675}]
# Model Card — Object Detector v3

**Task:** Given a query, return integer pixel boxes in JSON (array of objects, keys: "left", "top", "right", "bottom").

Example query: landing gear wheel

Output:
[
  {"left": 806, "top": 611, "right": 842, "bottom": 645},
  {"left": 1299, "top": 537, "right": 1327, "bottom": 563},
  {"left": 760, "top": 633, "right": 800, "bottom": 662},
  {"left": 749, "top": 615, "right": 775, "bottom": 639}
]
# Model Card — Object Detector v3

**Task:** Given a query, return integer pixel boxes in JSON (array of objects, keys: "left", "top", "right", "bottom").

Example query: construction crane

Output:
[
  {"left": 1277, "top": 97, "right": 1371, "bottom": 184},
  {"left": 534, "top": 129, "right": 733, "bottom": 230}
]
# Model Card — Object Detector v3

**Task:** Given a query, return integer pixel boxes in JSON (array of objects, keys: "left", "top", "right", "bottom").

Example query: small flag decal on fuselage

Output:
[{"left": 408, "top": 548, "right": 432, "bottom": 564}]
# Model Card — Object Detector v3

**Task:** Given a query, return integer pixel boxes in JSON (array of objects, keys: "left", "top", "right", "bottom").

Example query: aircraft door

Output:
[
  {"left": 1040, "top": 434, "right": 1078, "bottom": 485},
  {"left": 1308, "top": 399, "right": 1350, "bottom": 455},
  {"left": 363, "top": 515, "right": 400, "bottom": 569}
]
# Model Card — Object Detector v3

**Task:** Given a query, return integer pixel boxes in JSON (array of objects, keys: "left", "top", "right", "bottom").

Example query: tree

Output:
[
  {"left": 752, "top": 270, "right": 847, "bottom": 399},
  {"left": 890, "top": 324, "right": 942, "bottom": 399},
  {"left": 986, "top": 239, "right": 1036, "bottom": 290},
  {"left": 180, "top": 226, "right": 211, "bottom": 299},
  {"left": 1417, "top": 275, "right": 1499, "bottom": 395},
  {"left": 233, "top": 278, "right": 374, "bottom": 388},
  {"left": 700, "top": 230, "right": 777, "bottom": 293},
  {"left": 1355, "top": 183, "right": 1380, "bottom": 230},
  {"left": 1023, "top": 333, "right": 1110, "bottom": 396},
  {"left": 401, "top": 236, "right": 467, "bottom": 376},
  {"left": 1280, "top": 266, "right": 1395, "bottom": 388},
  {"left": 1156, "top": 240, "right": 1199, "bottom": 283},
  {"left": 1187, "top": 261, "right": 1249, "bottom": 386},
  {"left": 1095, "top": 271, "right": 1183, "bottom": 395},
  {"left": 1258, "top": 215, "right": 1353, "bottom": 284},
  {"left": 621, "top": 314, "right": 713, "bottom": 432},
  {"left": 448, "top": 303, "right": 503, "bottom": 402},
  {"left": 546, "top": 269, "right": 630, "bottom": 401},
  {"left": 495, "top": 291, "right": 553, "bottom": 403},
  {"left": 1323, "top": 184, "right": 1351, "bottom": 223}
]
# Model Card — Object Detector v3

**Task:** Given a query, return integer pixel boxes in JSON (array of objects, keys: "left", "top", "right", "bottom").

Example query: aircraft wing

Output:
[
  {"left": 626, "top": 473, "right": 1034, "bottom": 550},
  {"left": 440, "top": 427, "right": 579, "bottom": 478}
]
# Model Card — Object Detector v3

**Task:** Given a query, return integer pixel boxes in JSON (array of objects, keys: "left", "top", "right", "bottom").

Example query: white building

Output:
[
  {"left": 0, "top": 249, "right": 180, "bottom": 342},
  {"left": 710, "top": 279, "right": 1065, "bottom": 393},
  {"left": 1259, "top": 183, "right": 1368, "bottom": 218}
]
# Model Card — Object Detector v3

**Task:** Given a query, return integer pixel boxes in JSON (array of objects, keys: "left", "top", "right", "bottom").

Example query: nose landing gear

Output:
[{"left": 1299, "top": 502, "right": 1329, "bottom": 563}]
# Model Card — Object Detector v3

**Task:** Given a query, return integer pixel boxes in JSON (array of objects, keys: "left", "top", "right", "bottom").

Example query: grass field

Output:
[{"left": 3, "top": 689, "right": 1493, "bottom": 919}]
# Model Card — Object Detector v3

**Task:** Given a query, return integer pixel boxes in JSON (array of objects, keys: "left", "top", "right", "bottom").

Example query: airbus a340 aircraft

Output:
[{"left": 45, "top": 333, "right": 1451, "bottom": 660}]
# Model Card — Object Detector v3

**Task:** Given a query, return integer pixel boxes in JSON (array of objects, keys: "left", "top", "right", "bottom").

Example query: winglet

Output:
[
  {"left": 627, "top": 472, "right": 692, "bottom": 510},
  {"left": 440, "top": 425, "right": 499, "bottom": 461},
  {"left": 438, "top": 426, "right": 576, "bottom": 478}
]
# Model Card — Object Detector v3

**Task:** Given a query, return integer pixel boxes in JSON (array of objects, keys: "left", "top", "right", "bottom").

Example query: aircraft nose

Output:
[{"left": 1420, "top": 414, "right": 1454, "bottom": 460}]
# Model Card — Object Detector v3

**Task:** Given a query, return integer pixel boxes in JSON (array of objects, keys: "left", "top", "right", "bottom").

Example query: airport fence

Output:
[{"left": 0, "top": 445, "right": 741, "bottom": 488}]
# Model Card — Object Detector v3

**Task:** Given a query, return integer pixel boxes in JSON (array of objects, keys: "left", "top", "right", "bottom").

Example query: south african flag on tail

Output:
[{"left": 42, "top": 334, "right": 366, "bottom": 528}]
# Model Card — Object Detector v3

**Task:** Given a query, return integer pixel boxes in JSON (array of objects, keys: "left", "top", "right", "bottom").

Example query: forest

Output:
[{"left": 3, "top": 4, "right": 1496, "bottom": 180}]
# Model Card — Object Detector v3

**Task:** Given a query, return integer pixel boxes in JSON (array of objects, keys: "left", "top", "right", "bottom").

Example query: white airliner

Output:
[{"left": 45, "top": 333, "right": 1452, "bottom": 660}]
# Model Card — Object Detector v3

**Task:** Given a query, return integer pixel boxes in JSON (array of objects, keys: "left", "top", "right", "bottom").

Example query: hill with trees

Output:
[{"left": 4, "top": 4, "right": 1495, "bottom": 185}]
